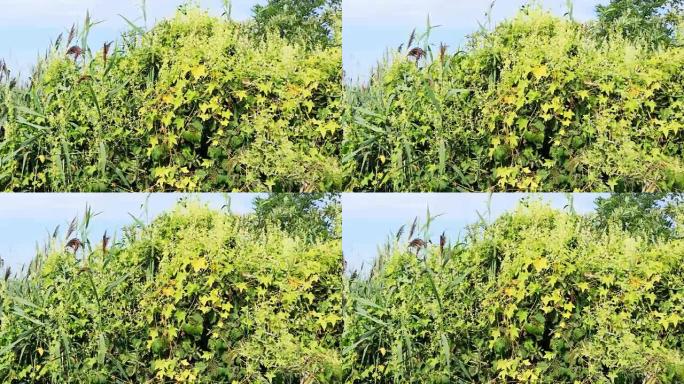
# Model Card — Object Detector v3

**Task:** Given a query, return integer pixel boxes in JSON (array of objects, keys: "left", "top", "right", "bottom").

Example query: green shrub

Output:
[
  {"left": 593, "top": 193, "right": 684, "bottom": 241},
  {"left": 252, "top": 0, "right": 342, "bottom": 49},
  {"left": 344, "top": 200, "right": 684, "bottom": 383},
  {"left": 595, "top": 0, "right": 684, "bottom": 48},
  {"left": 253, "top": 193, "right": 342, "bottom": 243},
  {"left": 0, "top": 7, "right": 342, "bottom": 192},
  {"left": 0, "top": 201, "right": 343, "bottom": 383},
  {"left": 343, "top": 8, "right": 684, "bottom": 192}
]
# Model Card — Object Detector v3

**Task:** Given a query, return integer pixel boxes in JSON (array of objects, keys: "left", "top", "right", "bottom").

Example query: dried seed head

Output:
[
  {"left": 407, "top": 28, "right": 416, "bottom": 49},
  {"left": 0, "top": 60, "right": 9, "bottom": 82},
  {"left": 440, "top": 232, "right": 446, "bottom": 254},
  {"left": 67, "top": 24, "right": 77, "bottom": 46},
  {"left": 395, "top": 224, "right": 405, "bottom": 241},
  {"left": 103, "top": 41, "right": 112, "bottom": 66},
  {"left": 102, "top": 231, "right": 110, "bottom": 254},
  {"left": 408, "top": 217, "right": 418, "bottom": 240},
  {"left": 439, "top": 43, "right": 448, "bottom": 63},
  {"left": 54, "top": 33, "right": 63, "bottom": 49},
  {"left": 66, "top": 217, "right": 77, "bottom": 240}
]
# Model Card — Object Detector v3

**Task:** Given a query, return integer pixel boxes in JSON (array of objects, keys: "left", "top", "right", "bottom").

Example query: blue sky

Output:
[
  {"left": 343, "top": 193, "right": 608, "bottom": 273},
  {"left": 0, "top": 193, "right": 264, "bottom": 275},
  {"left": 344, "top": 0, "right": 609, "bottom": 82},
  {"left": 0, "top": 0, "right": 263, "bottom": 78}
]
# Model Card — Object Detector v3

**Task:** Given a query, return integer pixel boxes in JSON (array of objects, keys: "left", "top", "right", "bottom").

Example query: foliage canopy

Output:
[
  {"left": 253, "top": 192, "right": 341, "bottom": 243},
  {"left": 343, "top": 7, "right": 684, "bottom": 192},
  {"left": 252, "top": 0, "right": 342, "bottom": 48},
  {"left": 595, "top": 0, "right": 684, "bottom": 47},
  {"left": 344, "top": 198, "right": 684, "bottom": 383},
  {"left": 0, "top": 199, "right": 343, "bottom": 383},
  {"left": 0, "top": 6, "right": 342, "bottom": 192}
]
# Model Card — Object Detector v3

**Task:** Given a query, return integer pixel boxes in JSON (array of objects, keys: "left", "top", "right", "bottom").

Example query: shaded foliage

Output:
[
  {"left": 593, "top": 193, "right": 684, "bottom": 241},
  {"left": 253, "top": 193, "right": 341, "bottom": 243},
  {"left": 595, "top": 0, "right": 684, "bottom": 47},
  {"left": 252, "top": 0, "right": 342, "bottom": 48}
]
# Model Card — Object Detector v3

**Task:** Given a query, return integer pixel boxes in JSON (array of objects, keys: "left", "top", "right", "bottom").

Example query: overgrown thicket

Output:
[
  {"left": 595, "top": 0, "right": 684, "bottom": 47},
  {"left": 0, "top": 2, "right": 342, "bottom": 192},
  {"left": 0, "top": 197, "right": 343, "bottom": 383},
  {"left": 343, "top": 5, "right": 684, "bottom": 192},
  {"left": 344, "top": 196, "right": 684, "bottom": 383}
]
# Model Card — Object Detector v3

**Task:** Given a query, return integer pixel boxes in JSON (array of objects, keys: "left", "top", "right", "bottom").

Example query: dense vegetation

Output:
[
  {"left": 343, "top": 4, "right": 684, "bottom": 192},
  {"left": 595, "top": 0, "right": 683, "bottom": 47},
  {"left": 0, "top": 195, "right": 343, "bottom": 383},
  {"left": 0, "top": 2, "right": 342, "bottom": 192},
  {"left": 344, "top": 195, "right": 684, "bottom": 383}
]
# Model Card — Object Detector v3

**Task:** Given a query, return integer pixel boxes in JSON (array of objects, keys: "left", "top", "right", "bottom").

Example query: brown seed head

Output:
[
  {"left": 102, "top": 231, "right": 110, "bottom": 254},
  {"left": 67, "top": 24, "right": 77, "bottom": 46},
  {"left": 103, "top": 41, "right": 112, "bottom": 66},
  {"left": 407, "top": 28, "right": 416, "bottom": 49}
]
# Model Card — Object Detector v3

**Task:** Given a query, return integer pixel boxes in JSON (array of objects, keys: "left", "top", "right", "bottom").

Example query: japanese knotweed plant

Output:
[
  {"left": 343, "top": 7, "right": 684, "bottom": 192},
  {"left": 0, "top": 202, "right": 343, "bottom": 383},
  {"left": 344, "top": 201, "right": 684, "bottom": 383},
  {"left": 0, "top": 6, "right": 342, "bottom": 192}
]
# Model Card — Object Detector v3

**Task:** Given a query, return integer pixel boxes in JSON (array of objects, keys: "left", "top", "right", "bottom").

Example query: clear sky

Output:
[
  {"left": 343, "top": 0, "right": 609, "bottom": 83},
  {"left": 0, "top": 0, "right": 264, "bottom": 78},
  {"left": 343, "top": 193, "right": 608, "bottom": 273},
  {"left": 0, "top": 193, "right": 264, "bottom": 275}
]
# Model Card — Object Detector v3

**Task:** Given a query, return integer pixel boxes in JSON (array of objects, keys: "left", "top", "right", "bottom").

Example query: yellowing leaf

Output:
[
  {"left": 191, "top": 257, "right": 208, "bottom": 272},
  {"left": 532, "top": 258, "right": 549, "bottom": 272},
  {"left": 577, "top": 282, "right": 590, "bottom": 292},
  {"left": 235, "top": 282, "right": 248, "bottom": 293},
  {"left": 504, "top": 112, "right": 517, "bottom": 127},
  {"left": 504, "top": 304, "right": 517, "bottom": 319},
  {"left": 303, "top": 100, "right": 314, "bottom": 112},
  {"left": 305, "top": 292, "right": 315, "bottom": 303},
  {"left": 190, "top": 65, "right": 207, "bottom": 79},
  {"left": 234, "top": 90, "right": 248, "bottom": 101},
  {"left": 532, "top": 65, "right": 548, "bottom": 79},
  {"left": 508, "top": 325, "right": 520, "bottom": 340}
]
